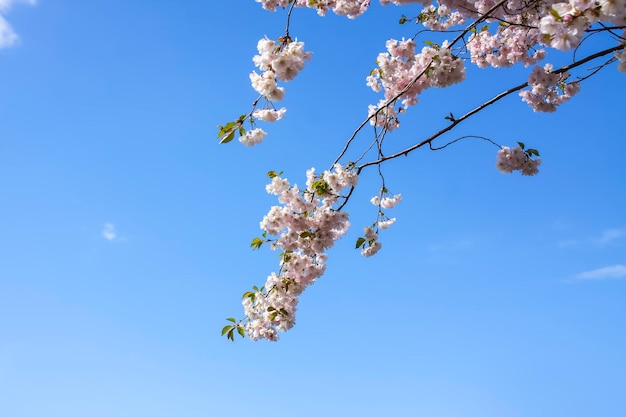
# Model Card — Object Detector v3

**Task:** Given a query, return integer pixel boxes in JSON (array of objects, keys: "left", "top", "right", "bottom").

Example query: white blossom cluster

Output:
[
  {"left": 239, "top": 128, "right": 268, "bottom": 146},
  {"left": 467, "top": 26, "right": 546, "bottom": 68},
  {"left": 539, "top": 0, "right": 626, "bottom": 51},
  {"left": 250, "top": 37, "right": 311, "bottom": 98},
  {"left": 520, "top": 64, "right": 580, "bottom": 112},
  {"left": 252, "top": 107, "right": 287, "bottom": 122},
  {"left": 256, "top": 0, "right": 371, "bottom": 19},
  {"left": 496, "top": 146, "right": 542, "bottom": 175},
  {"left": 419, "top": 4, "right": 465, "bottom": 30},
  {"left": 366, "top": 39, "right": 466, "bottom": 125},
  {"left": 359, "top": 192, "right": 402, "bottom": 257},
  {"left": 243, "top": 164, "right": 358, "bottom": 341},
  {"left": 241, "top": 37, "right": 311, "bottom": 146}
]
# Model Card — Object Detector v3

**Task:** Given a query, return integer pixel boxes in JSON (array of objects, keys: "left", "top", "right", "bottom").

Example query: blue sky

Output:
[{"left": 1, "top": 1, "right": 625, "bottom": 416}]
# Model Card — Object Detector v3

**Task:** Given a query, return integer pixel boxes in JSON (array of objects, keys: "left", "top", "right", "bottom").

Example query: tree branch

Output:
[{"left": 357, "top": 44, "right": 624, "bottom": 170}]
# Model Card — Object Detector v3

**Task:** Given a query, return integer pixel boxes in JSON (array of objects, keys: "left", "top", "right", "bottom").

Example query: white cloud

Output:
[
  {"left": 574, "top": 265, "right": 626, "bottom": 280},
  {"left": 102, "top": 223, "right": 118, "bottom": 242},
  {"left": 0, "top": 15, "right": 17, "bottom": 47},
  {"left": 0, "top": 0, "right": 36, "bottom": 12},
  {"left": 592, "top": 229, "right": 625, "bottom": 246},
  {"left": 0, "top": 0, "right": 35, "bottom": 48}
]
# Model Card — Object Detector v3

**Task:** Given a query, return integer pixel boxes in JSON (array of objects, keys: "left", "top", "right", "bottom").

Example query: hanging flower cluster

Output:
[
  {"left": 496, "top": 143, "right": 542, "bottom": 175},
  {"left": 226, "top": 165, "right": 358, "bottom": 341}
]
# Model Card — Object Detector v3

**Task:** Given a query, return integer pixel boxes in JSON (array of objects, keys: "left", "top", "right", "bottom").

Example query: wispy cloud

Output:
[
  {"left": 592, "top": 229, "right": 625, "bottom": 246},
  {"left": 574, "top": 265, "right": 626, "bottom": 281},
  {"left": 102, "top": 223, "right": 118, "bottom": 242},
  {"left": 0, "top": 0, "right": 35, "bottom": 48},
  {"left": 0, "top": 0, "right": 36, "bottom": 12},
  {"left": 558, "top": 228, "right": 625, "bottom": 248},
  {"left": 0, "top": 15, "right": 17, "bottom": 47}
]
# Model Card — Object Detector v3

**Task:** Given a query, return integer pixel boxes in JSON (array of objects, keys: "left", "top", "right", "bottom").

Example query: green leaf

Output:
[
  {"left": 549, "top": 8, "right": 562, "bottom": 20},
  {"left": 267, "top": 306, "right": 276, "bottom": 312},
  {"left": 221, "top": 325, "right": 232, "bottom": 336},
  {"left": 517, "top": 141, "right": 525, "bottom": 150},
  {"left": 269, "top": 312, "right": 278, "bottom": 321},
  {"left": 267, "top": 170, "right": 277, "bottom": 178},
  {"left": 356, "top": 237, "right": 366, "bottom": 249},
  {"left": 227, "top": 328, "right": 235, "bottom": 341},
  {"left": 237, "top": 326, "right": 245, "bottom": 338},
  {"left": 226, "top": 317, "right": 236, "bottom": 323},
  {"left": 527, "top": 149, "right": 540, "bottom": 157},
  {"left": 424, "top": 40, "right": 434, "bottom": 46},
  {"left": 312, "top": 179, "right": 330, "bottom": 196},
  {"left": 242, "top": 291, "right": 254, "bottom": 299},
  {"left": 217, "top": 122, "right": 235, "bottom": 138},
  {"left": 219, "top": 130, "right": 235, "bottom": 144},
  {"left": 251, "top": 237, "right": 263, "bottom": 250},
  {"left": 399, "top": 15, "right": 407, "bottom": 24}
]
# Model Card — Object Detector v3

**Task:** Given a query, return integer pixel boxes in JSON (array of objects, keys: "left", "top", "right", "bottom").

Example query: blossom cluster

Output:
[
  {"left": 256, "top": 0, "right": 371, "bottom": 19},
  {"left": 520, "top": 64, "right": 580, "bottom": 112},
  {"left": 367, "top": 39, "right": 465, "bottom": 108},
  {"left": 496, "top": 145, "right": 542, "bottom": 175},
  {"left": 239, "top": 37, "right": 311, "bottom": 146},
  {"left": 419, "top": 4, "right": 465, "bottom": 31},
  {"left": 539, "top": 0, "right": 626, "bottom": 51},
  {"left": 250, "top": 37, "right": 311, "bottom": 100},
  {"left": 358, "top": 192, "right": 402, "bottom": 257},
  {"left": 242, "top": 164, "right": 358, "bottom": 341},
  {"left": 366, "top": 38, "right": 466, "bottom": 128}
]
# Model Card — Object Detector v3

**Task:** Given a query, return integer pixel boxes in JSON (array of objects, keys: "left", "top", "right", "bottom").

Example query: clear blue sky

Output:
[{"left": 1, "top": 2, "right": 625, "bottom": 416}]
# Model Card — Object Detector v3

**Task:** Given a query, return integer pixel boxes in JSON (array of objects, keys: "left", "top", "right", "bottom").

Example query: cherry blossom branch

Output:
[
  {"left": 331, "top": 0, "right": 509, "bottom": 168},
  {"left": 357, "top": 44, "right": 624, "bottom": 170}
]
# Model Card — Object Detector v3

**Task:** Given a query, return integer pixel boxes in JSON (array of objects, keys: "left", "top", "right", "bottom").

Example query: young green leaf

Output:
[
  {"left": 219, "top": 130, "right": 236, "bottom": 144},
  {"left": 251, "top": 237, "right": 264, "bottom": 250}
]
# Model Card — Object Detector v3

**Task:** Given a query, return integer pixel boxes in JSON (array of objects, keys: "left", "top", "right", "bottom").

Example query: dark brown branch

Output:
[
  {"left": 357, "top": 44, "right": 624, "bottom": 170},
  {"left": 331, "top": 0, "right": 509, "bottom": 169}
]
